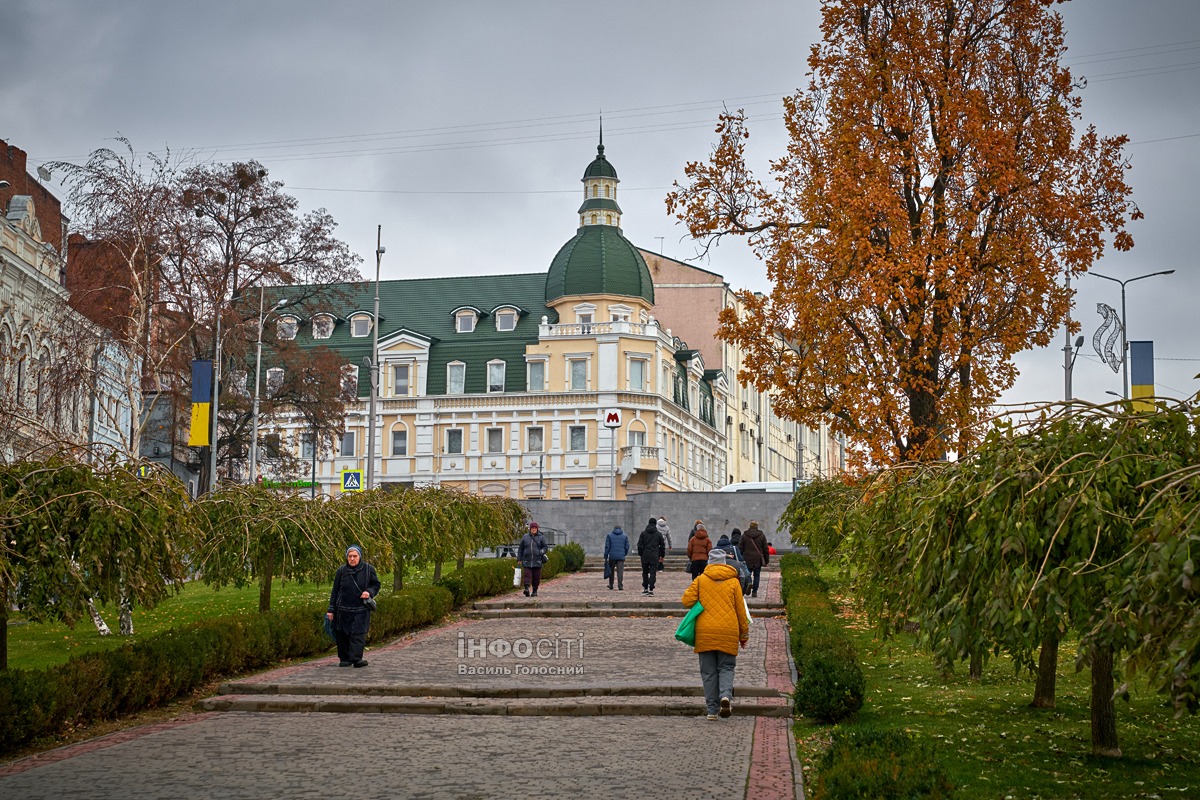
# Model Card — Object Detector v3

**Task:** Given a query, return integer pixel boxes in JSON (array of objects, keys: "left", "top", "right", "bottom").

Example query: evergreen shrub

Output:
[
  {"left": 554, "top": 542, "right": 586, "bottom": 572},
  {"left": 811, "top": 727, "right": 953, "bottom": 799},
  {"left": 780, "top": 553, "right": 865, "bottom": 723}
]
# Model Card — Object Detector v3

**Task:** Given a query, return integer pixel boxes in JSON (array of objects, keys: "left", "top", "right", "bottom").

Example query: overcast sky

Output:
[{"left": 2, "top": 0, "right": 1196, "bottom": 410}]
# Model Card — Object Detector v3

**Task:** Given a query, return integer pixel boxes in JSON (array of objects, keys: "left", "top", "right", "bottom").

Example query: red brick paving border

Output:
[
  {"left": 0, "top": 712, "right": 221, "bottom": 778},
  {"left": 745, "top": 616, "right": 805, "bottom": 799}
]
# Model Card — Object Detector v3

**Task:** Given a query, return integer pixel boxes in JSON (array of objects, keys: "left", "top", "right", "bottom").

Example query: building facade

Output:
[
  {"left": 0, "top": 140, "right": 132, "bottom": 462},
  {"left": 262, "top": 140, "right": 840, "bottom": 497}
]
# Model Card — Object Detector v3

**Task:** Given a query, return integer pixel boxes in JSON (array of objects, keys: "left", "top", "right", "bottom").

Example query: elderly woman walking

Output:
[
  {"left": 326, "top": 545, "right": 380, "bottom": 668},
  {"left": 681, "top": 549, "right": 750, "bottom": 720}
]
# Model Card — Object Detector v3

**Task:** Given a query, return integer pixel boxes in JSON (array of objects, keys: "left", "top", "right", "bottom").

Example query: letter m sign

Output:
[{"left": 602, "top": 409, "right": 621, "bottom": 428}]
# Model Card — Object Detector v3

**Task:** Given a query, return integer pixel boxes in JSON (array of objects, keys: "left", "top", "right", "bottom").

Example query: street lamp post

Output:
[
  {"left": 248, "top": 287, "right": 287, "bottom": 483},
  {"left": 1091, "top": 269, "right": 1175, "bottom": 399},
  {"left": 366, "top": 226, "right": 384, "bottom": 491}
]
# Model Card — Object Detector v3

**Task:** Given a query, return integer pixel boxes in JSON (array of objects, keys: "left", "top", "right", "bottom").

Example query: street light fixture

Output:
[
  {"left": 366, "top": 226, "right": 384, "bottom": 491},
  {"left": 248, "top": 288, "right": 288, "bottom": 483},
  {"left": 1090, "top": 269, "right": 1175, "bottom": 399}
]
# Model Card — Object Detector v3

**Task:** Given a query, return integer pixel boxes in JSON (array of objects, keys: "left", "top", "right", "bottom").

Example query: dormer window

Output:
[
  {"left": 312, "top": 314, "right": 334, "bottom": 340},
  {"left": 495, "top": 309, "right": 517, "bottom": 332},
  {"left": 350, "top": 314, "right": 372, "bottom": 337},
  {"left": 456, "top": 311, "right": 477, "bottom": 333},
  {"left": 276, "top": 315, "right": 298, "bottom": 340}
]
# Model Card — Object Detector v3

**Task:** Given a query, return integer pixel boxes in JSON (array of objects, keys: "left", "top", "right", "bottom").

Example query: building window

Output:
[
  {"left": 569, "top": 425, "right": 586, "bottom": 451},
  {"left": 527, "top": 426, "right": 544, "bottom": 452},
  {"left": 485, "top": 427, "right": 503, "bottom": 453},
  {"left": 527, "top": 361, "right": 545, "bottom": 392},
  {"left": 300, "top": 432, "right": 314, "bottom": 458},
  {"left": 341, "top": 364, "right": 359, "bottom": 399},
  {"left": 339, "top": 431, "right": 356, "bottom": 457},
  {"left": 276, "top": 316, "right": 298, "bottom": 340},
  {"left": 487, "top": 360, "right": 506, "bottom": 393},
  {"left": 604, "top": 184, "right": 611, "bottom": 198},
  {"left": 495, "top": 310, "right": 517, "bottom": 331},
  {"left": 312, "top": 314, "right": 334, "bottom": 339},
  {"left": 392, "top": 429, "right": 407, "bottom": 456},
  {"left": 628, "top": 429, "right": 646, "bottom": 448},
  {"left": 569, "top": 359, "right": 587, "bottom": 391},
  {"left": 589, "top": 214, "right": 597, "bottom": 225},
  {"left": 446, "top": 428, "right": 463, "bottom": 455},
  {"left": 350, "top": 315, "right": 371, "bottom": 337},
  {"left": 456, "top": 311, "right": 476, "bottom": 333},
  {"left": 266, "top": 367, "right": 284, "bottom": 397},
  {"left": 605, "top": 214, "right": 612, "bottom": 225},
  {"left": 447, "top": 362, "right": 466, "bottom": 394},
  {"left": 629, "top": 359, "right": 646, "bottom": 391},
  {"left": 393, "top": 364, "right": 410, "bottom": 396}
]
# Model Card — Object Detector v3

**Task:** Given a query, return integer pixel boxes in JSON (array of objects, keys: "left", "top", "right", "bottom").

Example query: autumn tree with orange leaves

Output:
[{"left": 669, "top": 0, "right": 1140, "bottom": 465}]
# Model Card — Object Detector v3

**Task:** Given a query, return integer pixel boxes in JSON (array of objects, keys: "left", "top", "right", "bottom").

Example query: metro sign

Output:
[{"left": 602, "top": 409, "right": 622, "bottom": 428}]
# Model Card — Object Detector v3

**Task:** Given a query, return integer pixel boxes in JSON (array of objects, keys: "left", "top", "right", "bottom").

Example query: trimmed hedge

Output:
[
  {"left": 555, "top": 542, "right": 586, "bottom": 572},
  {"left": 811, "top": 727, "right": 954, "bottom": 799},
  {"left": 0, "top": 585, "right": 453, "bottom": 753},
  {"left": 780, "top": 553, "right": 865, "bottom": 723},
  {"left": 433, "top": 546, "right": 584, "bottom": 607}
]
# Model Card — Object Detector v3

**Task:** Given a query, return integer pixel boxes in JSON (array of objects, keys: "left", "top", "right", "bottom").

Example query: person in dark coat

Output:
[
  {"left": 636, "top": 517, "right": 666, "bottom": 595},
  {"left": 740, "top": 521, "right": 770, "bottom": 598},
  {"left": 716, "top": 532, "right": 732, "bottom": 550},
  {"left": 603, "top": 525, "right": 630, "bottom": 590},
  {"left": 518, "top": 522, "right": 549, "bottom": 597},
  {"left": 729, "top": 527, "right": 743, "bottom": 552},
  {"left": 326, "top": 545, "right": 381, "bottom": 668}
]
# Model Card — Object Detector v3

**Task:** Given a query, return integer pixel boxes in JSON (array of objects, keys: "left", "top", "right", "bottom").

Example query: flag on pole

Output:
[
  {"left": 1130, "top": 341, "right": 1155, "bottom": 412},
  {"left": 188, "top": 360, "right": 213, "bottom": 446}
]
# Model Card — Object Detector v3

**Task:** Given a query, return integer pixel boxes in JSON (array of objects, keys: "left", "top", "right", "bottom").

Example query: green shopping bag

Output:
[{"left": 674, "top": 601, "right": 704, "bottom": 646}]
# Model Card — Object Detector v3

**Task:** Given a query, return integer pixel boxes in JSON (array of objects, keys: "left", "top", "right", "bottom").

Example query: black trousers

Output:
[
  {"left": 335, "top": 629, "right": 366, "bottom": 663},
  {"left": 641, "top": 561, "right": 657, "bottom": 591}
]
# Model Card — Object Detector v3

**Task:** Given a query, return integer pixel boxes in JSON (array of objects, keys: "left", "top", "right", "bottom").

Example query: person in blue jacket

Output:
[{"left": 603, "top": 525, "right": 630, "bottom": 590}]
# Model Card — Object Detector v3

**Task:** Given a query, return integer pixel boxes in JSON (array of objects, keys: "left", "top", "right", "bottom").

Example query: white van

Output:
[{"left": 717, "top": 480, "right": 800, "bottom": 493}]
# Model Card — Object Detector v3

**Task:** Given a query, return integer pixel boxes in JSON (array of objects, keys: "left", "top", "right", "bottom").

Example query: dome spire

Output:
[{"left": 579, "top": 122, "right": 621, "bottom": 229}]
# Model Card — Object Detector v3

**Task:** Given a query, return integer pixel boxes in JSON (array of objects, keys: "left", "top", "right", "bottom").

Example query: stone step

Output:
[
  {"left": 473, "top": 599, "right": 781, "bottom": 611},
  {"left": 462, "top": 607, "right": 784, "bottom": 620},
  {"left": 217, "top": 682, "right": 787, "bottom": 699},
  {"left": 199, "top": 693, "right": 791, "bottom": 718}
]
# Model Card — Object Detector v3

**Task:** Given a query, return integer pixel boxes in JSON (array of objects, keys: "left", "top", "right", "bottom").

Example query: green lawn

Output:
[
  {"left": 5, "top": 566, "right": 438, "bottom": 672},
  {"left": 796, "top": 593, "right": 1200, "bottom": 799}
]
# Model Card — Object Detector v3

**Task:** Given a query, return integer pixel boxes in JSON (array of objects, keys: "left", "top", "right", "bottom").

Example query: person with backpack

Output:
[
  {"left": 636, "top": 517, "right": 666, "bottom": 595},
  {"left": 603, "top": 525, "right": 630, "bottom": 590},
  {"left": 656, "top": 516, "right": 672, "bottom": 551},
  {"left": 681, "top": 548, "right": 750, "bottom": 720},
  {"left": 741, "top": 521, "right": 770, "bottom": 598}
]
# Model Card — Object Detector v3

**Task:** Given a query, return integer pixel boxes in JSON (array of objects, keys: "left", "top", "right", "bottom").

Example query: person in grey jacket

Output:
[
  {"left": 518, "top": 522, "right": 549, "bottom": 597},
  {"left": 603, "top": 525, "right": 630, "bottom": 590},
  {"left": 656, "top": 516, "right": 672, "bottom": 551}
]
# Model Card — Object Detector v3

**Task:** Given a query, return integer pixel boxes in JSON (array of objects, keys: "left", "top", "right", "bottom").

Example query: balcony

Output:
[{"left": 619, "top": 445, "right": 661, "bottom": 483}]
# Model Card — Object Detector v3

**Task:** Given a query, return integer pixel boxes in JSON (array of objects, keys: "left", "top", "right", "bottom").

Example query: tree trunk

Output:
[
  {"left": 1031, "top": 629, "right": 1059, "bottom": 708},
  {"left": 969, "top": 649, "right": 983, "bottom": 681},
  {"left": 87, "top": 598, "right": 113, "bottom": 636},
  {"left": 393, "top": 558, "right": 405, "bottom": 591},
  {"left": 118, "top": 566, "right": 134, "bottom": 635},
  {"left": 432, "top": 561, "right": 443, "bottom": 582},
  {"left": 0, "top": 577, "right": 8, "bottom": 670},
  {"left": 259, "top": 552, "right": 276, "bottom": 613},
  {"left": 456, "top": 556, "right": 465, "bottom": 571},
  {"left": 1090, "top": 644, "right": 1122, "bottom": 757}
]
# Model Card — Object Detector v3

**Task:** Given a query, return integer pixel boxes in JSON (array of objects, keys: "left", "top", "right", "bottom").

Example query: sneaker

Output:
[
  {"left": 353, "top": 660, "right": 369, "bottom": 668},
  {"left": 706, "top": 714, "right": 719, "bottom": 721},
  {"left": 641, "top": 589, "right": 649, "bottom": 595},
  {"left": 719, "top": 697, "right": 731, "bottom": 718},
  {"left": 751, "top": 590, "right": 758, "bottom": 598},
  {"left": 647, "top": 590, "right": 654, "bottom": 596},
  {"left": 531, "top": 591, "right": 538, "bottom": 597}
]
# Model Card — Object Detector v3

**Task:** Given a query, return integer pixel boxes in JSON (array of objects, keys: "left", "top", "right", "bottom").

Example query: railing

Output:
[{"left": 620, "top": 445, "right": 661, "bottom": 460}]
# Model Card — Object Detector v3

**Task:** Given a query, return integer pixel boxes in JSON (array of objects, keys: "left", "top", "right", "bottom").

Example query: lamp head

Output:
[{"left": 1074, "top": 336, "right": 1085, "bottom": 349}]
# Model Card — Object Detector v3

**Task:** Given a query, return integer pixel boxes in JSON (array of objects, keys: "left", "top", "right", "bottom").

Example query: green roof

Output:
[
  {"left": 286, "top": 273, "right": 557, "bottom": 396},
  {"left": 545, "top": 225, "right": 654, "bottom": 304},
  {"left": 577, "top": 197, "right": 622, "bottom": 214},
  {"left": 583, "top": 144, "right": 618, "bottom": 180}
]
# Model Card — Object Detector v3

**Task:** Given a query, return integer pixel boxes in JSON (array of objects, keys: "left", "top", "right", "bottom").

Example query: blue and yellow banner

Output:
[
  {"left": 1130, "top": 341, "right": 1155, "bottom": 412},
  {"left": 188, "top": 360, "right": 213, "bottom": 447}
]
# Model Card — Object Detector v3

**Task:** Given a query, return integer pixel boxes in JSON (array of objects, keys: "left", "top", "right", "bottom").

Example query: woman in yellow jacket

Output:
[{"left": 681, "top": 549, "right": 750, "bottom": 720}]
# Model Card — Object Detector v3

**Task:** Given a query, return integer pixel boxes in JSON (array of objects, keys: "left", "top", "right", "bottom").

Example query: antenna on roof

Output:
[{"left": 598, "top": 113, "right": 604, "bottom": 153}]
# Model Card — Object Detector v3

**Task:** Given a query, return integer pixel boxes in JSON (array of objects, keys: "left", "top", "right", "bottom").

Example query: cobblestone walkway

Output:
[{"left": 0, "top": 562, "right": 804, "bottom": 799}]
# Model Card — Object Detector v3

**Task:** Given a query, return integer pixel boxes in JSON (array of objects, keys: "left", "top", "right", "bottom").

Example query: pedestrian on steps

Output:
[
  {"left": 326, "top": 545, "right": 380, "bottom": 668},
  {"left": 687, "top": 523, "right": 712, "bottom": 578},
  {"left": 518, "top": 522, "right": 548, "bottom": 597},
  {"left": 636, "top": 517, "right": 666, "bottom": 595},
  {"left": 682, "top": 548, "right": 750, "bottom": 720},
  {"left": 603, "top": 525, "right": 630, "bottom": 590}
]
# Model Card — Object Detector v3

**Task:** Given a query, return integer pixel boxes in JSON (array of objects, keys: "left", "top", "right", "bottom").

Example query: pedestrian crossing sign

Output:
[{"left": 341, "top": 469, "right": 364, "bottom": 492}]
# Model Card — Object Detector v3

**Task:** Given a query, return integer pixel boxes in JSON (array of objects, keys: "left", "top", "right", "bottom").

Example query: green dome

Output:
[
  {"left": 583, "top": 144, "right": 618, "bottom": 180},
  {"left": 546, "top": 225, "right": 654, "bottom": 304}
]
